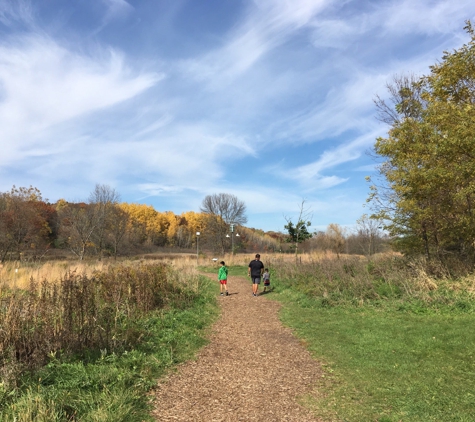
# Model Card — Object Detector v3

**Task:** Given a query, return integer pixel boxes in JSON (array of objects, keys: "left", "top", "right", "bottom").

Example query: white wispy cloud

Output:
[
  {"left": 380, "top": 0, "right": 475, "bottom": 35},
  {"left": 270, "top": 129, "right": 380, "bottom": 189},
  {"left": 0, "top": 0, "right": 35, "bottom": 27},
  {"left": 182, "top": 0, "right": 329, "bottom": 85},
  {"left": 94, "top": 0, "right": 134, "bottom": 34},
  {"left": 311, "top": 0, "right": 475, "bottom": 48},
  {"left": 102, "top": 0, "right": 134, "bottom": 19},
  {"left": 0, "top": 34, "right": 161, "bottom": 167}
]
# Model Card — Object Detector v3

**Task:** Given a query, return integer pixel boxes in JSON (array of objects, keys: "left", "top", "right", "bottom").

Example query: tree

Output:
[
  {"left": 356, "top": 214, "right": 384, "bottom": 257},
  {"left": 326, "top": 223, "right": 346, "bottom": 258},
  {"left": 57, "top": 202, "right": 96, "bottom": 260},
  {"left": 368, "top": 21, "right": 475, "bottom": 262},
  {"left": 119, "top": 203, "right": 168, "bottom": 247},
  {"left": 107, "top": 206, "right": 129, "bottom": 259},
  {"left": 200, "top": 193, "right": 247, "bottom": 253},
  {"left": 0, "top": 186, "right": 53, "bottom": 262},
  {"left": 284, "top": 200, "right": 313, "bottom": 257},
  {"left": 200, "top": 193, "right": 247, "bottom": 225},
  {"left": 88, "top": 184, "right": 121, "bottom": 259}
]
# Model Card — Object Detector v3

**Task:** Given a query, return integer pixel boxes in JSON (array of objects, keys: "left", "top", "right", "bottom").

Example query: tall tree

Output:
[
  {"left": 368, "top": 21, "right": 475, "bottom": 261},
  {"left": 356, "top": 214, "right": 384, "bottom": 257},
  {"left": 107, "top": 206, "right": 129, "bottom": 259},
  {"left": 200, "top": 193, "right": 247, "bottom": 225},
  {"left": 200, "top": 193, "right": 247, "bottom": 253},
  {"left": 326, "top": 223, "right": 346, "bottom": 258},
  {"left": 88, "top": 184, "right": 121, "bottom": 260},
  {"left": 57, "top": 202, "right": 96, "bottom": 260}
]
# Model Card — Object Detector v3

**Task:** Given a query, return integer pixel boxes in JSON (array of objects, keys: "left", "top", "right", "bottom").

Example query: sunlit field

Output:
[
  {"left": 2, "top": 250, "right": 475, "bottom": 420},
  {"left": 0, "top": 251, "right": 306, "bottom": 290},
  {"left": 0, "top": 253, "right": 201, "bottom": 290}
]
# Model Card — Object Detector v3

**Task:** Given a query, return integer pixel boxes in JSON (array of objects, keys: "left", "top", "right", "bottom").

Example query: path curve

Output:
[{"left": 151, "top": 273, "right": 323, "bottom": 421}]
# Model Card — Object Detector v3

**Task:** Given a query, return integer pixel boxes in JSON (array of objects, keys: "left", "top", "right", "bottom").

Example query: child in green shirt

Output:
[{"left": 218, "top": 261, "right": 229, "bottom": 296}]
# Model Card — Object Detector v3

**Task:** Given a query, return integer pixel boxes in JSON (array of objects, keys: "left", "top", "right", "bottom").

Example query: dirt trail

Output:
[{"left": 151, "top": 273, "right": 323, "bottom": 421}]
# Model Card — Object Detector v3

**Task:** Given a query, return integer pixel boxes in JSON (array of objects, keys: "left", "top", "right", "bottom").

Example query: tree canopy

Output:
[
  {"left": 368, "top": 21, "right": 475, "bottom": 261},
  {"left": 200, "top": 193, "right": 247, "bottom": 225}
]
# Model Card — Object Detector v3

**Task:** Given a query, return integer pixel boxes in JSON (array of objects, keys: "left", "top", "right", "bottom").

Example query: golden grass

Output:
[
  {"left": 0, "top": 260, "right": 110, "bottom": 290},
  {"left": 207, "top": 251, "right": 364, "bottom": 267},
  {"left": 0, "top": 253, "right": 241, "bottom": 290},
  {"left": 0, "top": 250, "right": 400, "bottom": 291},
  {"left": 0, "top": 254, "right": 202, "bottom": 291}
]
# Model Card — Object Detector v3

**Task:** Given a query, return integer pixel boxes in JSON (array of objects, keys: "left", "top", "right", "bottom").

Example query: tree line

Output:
[
  {"left": 0, "top": 185, "right": 389, "bottom": 262},
  {"left": 0, "top": 186, "right": 248, "bottom": 261}
]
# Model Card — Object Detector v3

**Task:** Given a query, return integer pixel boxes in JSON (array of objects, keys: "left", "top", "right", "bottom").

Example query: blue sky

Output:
[{"left": 0, "top": 0, "right": 474, "bottom": 232}]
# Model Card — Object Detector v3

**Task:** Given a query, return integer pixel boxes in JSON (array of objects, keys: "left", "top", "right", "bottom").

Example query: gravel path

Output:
[{"left": 151, "top": 273, "right": 323, "bottom": 421}]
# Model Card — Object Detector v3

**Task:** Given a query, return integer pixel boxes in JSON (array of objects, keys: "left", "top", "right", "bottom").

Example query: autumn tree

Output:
[
  {"left": 107, "top": 205, "right": 129, "bottom": 258},
  {"left": 368, "top": 21, "right": 475, "bottom": 262},
  {"left": 326, "top": 223, "right": 346, "bottom": 258},
  {"left": 57, "top": 202, "right": 96, "bottom": 260},
  {"left": 176, "top": 211, "right": 209, "bottom": 249},
  {"left": 238, "top": 227, "right": 280, "bottom": 252},
  {"left": 0, "top": 186, "right": 53, "bottom": 261},
  {"left": 88, "top": 184, "right": 121, "bottom": 259}
]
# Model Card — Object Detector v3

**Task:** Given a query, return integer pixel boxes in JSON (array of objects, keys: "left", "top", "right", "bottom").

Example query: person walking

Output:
[
  {"left": 248, "top": 253, "right": 264, "bottom": 296},
  {"left": 218, "top": 261, "right": 229, "bottom": 296},
  {"left": 262, "top": 268, "right": 270, "bottom": 293}
]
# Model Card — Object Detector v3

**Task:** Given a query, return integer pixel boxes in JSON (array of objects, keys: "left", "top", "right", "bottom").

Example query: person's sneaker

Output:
[
  {"left": 226, "top": 291, "right": 229, "bottom": 296},
  {"left": 220, "top": 293, "right": 224, "bottom": 296}
]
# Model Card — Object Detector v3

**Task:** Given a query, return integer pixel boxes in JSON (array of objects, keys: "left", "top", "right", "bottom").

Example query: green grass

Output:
[
  {"left": 274, "top": 287, "right": 475, "bottom": 421},
  {"left": 0, "top": 275, "right": 220, "bottom": 422}
]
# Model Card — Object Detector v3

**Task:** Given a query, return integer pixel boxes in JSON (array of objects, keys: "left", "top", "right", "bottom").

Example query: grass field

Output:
[
  {"left": 270, "top": 257, "right": 475, "bottom": 422},
  {"left": 3, "top": 253, "right": 475, "bottom": 421}
]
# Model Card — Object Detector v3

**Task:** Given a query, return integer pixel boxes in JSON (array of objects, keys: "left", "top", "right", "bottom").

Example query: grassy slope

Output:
[{"left": 275, "top": 287, "right": 475, "bottom": 422}]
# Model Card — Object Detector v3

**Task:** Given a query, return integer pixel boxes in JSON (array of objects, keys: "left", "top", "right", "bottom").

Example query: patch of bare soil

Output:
[{"left": 150, "top": 273, "right": 324, "bottom": 421}]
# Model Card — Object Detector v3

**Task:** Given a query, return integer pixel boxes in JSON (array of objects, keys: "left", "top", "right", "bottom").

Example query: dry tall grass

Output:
[
  {"left": 0, "top": 254, "right": 202, "bottom": 291},
  {"left": 0, "top": 261, "right": 110, "bottom": 290},
  {"left": 0, "top": 251, "right": 364, "bottom": 291},
  {"left": 271, "top": 252, "right": 475, "bottom": 306},
  {"left": 196, "top": 251, "right": 343, "bottom": 268},
  {"left": 0, "top": 258, "right": 204, "bottom": 390}
]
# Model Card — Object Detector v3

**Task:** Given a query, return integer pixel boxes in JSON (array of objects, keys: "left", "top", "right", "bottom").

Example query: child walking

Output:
[
  {"left": 218, "top": 261, "right": 229, "bottom": 296},
  {"left": 262, "top": 268, "right": 270, "bottom": 293}
]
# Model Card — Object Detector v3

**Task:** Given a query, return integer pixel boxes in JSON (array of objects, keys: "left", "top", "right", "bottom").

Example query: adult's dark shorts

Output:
[{"left": 251, "top": 277, "right": 261, "bottom": 284}]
